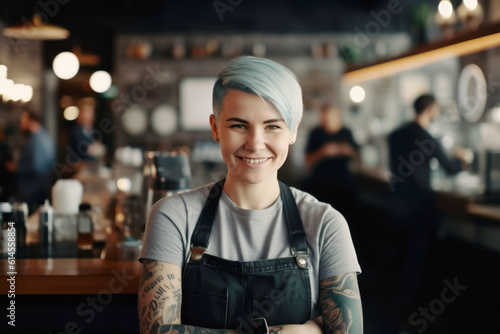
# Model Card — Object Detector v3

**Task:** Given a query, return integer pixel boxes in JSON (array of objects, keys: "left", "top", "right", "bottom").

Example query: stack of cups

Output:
[{"left": 52, "top": 180, "right": 83, "bottom": 242}]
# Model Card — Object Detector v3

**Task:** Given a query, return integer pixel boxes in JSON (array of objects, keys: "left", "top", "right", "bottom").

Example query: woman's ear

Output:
[{"left": 209, "top": 114, "right": 219, "bottom": 142}]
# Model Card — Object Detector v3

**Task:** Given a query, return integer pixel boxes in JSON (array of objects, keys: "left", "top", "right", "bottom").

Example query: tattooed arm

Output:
[
  {"left": 319, "top": 272, "right": 363, "bottom": 334},
  {"left": 138, "top": 259, "right": 323, "bottom": 334}
]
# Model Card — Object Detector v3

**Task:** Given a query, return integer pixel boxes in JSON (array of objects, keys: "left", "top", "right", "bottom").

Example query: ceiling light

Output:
[
  {"left": 0, "top": 65, "right": 7, "bottom": 79},
  {"left": 458, "top": 0, "right": 484, "bottom": 29},
  {"left": 350, "top": 86, "right": 366, "bottom": 103},
  {"left": 21, "top": 85, "right": 33, "bottom": 102},
  {"left": 89, "top": 71, "right": 112, "bottom": 93},
  {"left": 53, "top": 52, "right": 79, "bottom": 80},
  {"left": 438, "top": 0, "right": 454, "bottom": 19},
  {"left": 463, "top": 0, "right": 478, "bottom": 11},
  {"left": 2, "top": 14, "right": 69, "bottom": 40},
  {"left": 64, "top": 106, "right": 79, "bottom": 121}
]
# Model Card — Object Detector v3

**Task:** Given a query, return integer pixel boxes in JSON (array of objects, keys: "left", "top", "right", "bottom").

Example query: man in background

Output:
[
  {"left": 302, "top": 103, "right": 360, "bottom": 220},
  {"left": 388, "top": 94, "right": 468, "bottom": 316},
  {"left": 0, "top": 121, "right": 15, "bottom": 202},
  {"left": 16, "top": 109, "right": 56, "bottom": 214},
  {"left": 69, "top": 97, "right": 104, "bottom": 163}
]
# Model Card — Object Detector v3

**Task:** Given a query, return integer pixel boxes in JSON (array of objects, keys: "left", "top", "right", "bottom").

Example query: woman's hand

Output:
[{"left": 273, "top": 316, "right": 323, "bottom": 334}]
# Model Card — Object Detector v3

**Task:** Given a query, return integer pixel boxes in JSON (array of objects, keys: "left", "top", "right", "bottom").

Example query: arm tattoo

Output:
[
  {"left": 319, "top": 272, "right": 363, "bottom": 334},
  {"left": 159, "top": 325, "right": 236, "bottom": 333},
  {"left": 269, "top": 326, "right": 284, "bottom": 333},
  {"left": 139, "top": 260, "right": 182, "bottom": 334}
]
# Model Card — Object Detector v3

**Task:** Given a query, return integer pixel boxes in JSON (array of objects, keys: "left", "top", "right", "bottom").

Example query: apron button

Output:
[
  {"left": 192, "top": 253, "right": 202, "bottom": 261},
  {"left": 297, "top": 257, "right": 307, "bottom": 267}
]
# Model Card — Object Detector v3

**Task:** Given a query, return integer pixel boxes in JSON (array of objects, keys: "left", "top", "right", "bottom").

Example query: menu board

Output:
[{"left": 179, "top": 77, "right": 217, "bottom": 130}]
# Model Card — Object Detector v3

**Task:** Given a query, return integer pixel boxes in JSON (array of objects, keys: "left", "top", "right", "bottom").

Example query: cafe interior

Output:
[{"left": 1, "top": 0, "right": 499, "bottom": 333}]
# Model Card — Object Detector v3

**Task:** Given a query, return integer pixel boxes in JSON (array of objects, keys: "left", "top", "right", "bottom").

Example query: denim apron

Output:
[{"left": 181, "top": 179, "right": 312, "bottom": 332}]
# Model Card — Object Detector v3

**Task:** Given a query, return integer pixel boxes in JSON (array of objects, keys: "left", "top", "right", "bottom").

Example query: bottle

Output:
[
  {"left": 39, "top": 199, "right": 55, "bottom": 257},
  {"left": 0, "top": 202, "right": 13, "bottom": 254},
  {"left": 13, "top": 202, "right": 28, "bottom": 253},
  {"left": 77, "top": 203, "right": 94, "bottom": 250}
]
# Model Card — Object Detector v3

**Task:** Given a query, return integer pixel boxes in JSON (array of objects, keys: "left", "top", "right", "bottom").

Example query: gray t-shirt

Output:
[{"left": 140, "top": 182, "right": 361, "bottom": 317}]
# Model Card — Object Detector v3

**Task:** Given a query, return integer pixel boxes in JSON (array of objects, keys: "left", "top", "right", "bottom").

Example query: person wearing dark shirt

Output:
[
  {"left": 388, "top": 94, "right": 467, "bottom": 317},
  {"left": 0, "top": 123, "right": 15, "bottom": 202},
  {"left": 303, "top": 104, "right": 360, "bottom": 220},
  {"left": 69, "top": 97, "right": 104, "bottom": 162},
  {"left": 388, "top": 96, "right": 464, "bottom": 196},
  {"left": 16, "top": 109, "right": 56, "bottom": 214}
]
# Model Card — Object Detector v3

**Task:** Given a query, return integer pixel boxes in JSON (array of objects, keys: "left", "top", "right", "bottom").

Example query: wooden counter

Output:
[{"left": 0, "top": 258, "right": 142, "bottom": 295}]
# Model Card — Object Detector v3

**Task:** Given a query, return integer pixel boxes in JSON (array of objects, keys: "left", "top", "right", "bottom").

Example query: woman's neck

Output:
[{"left": 223, "top": 176, "right": 280, "bottom": 210}]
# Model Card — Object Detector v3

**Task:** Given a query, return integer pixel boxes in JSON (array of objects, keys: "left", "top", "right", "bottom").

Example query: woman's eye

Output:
[
  {"left": 230, "top": 124, "right": 246, "bottom": 129},
  {"left": 267, "top": 125, "right": 280, "bottom": 130}
]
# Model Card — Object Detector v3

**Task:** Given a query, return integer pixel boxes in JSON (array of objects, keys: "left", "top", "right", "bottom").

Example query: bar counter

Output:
[{"left": 0, "top": 258, "right": 142, "bottom": 295}]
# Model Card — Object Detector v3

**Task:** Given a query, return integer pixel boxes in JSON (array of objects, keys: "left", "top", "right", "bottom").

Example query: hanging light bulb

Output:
[
  {"left": 350, "top": 86, "right": 366, "bottom": 103},
  {"left": 53, "top": 51, "right": 79, "bottom": 80},
  {"left": 63, "top": 106, "right": 79, "bottom": 121},
  {"left": 458, "top": 0, "right": 484, "bottom": 29},
  {"left": 21, "top": 85, "right": 33, "bottom": 103},
  {"left": 436, "top": 0, "right": 457, "bottom": 37},
  {"left": 1, "top": 79, "right": 14, "bottom": 101},
  {"left": 89, "top": 70, "right": 112, "bottom": 93}
]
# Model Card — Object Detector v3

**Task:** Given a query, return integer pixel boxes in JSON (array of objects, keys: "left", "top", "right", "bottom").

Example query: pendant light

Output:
[{"left": 2, "top": 14, "right": 69, "bottom": 40}]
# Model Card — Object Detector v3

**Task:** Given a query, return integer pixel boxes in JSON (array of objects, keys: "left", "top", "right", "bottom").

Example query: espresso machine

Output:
[{"left": 142, "top": 151, "right": 192, "bottom": 228}]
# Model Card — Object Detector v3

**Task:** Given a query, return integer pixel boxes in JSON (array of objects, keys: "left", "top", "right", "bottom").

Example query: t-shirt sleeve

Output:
[
  {"left": 139, "top": 195, "right": 187, "bottom": 266},
  {"left": 318, "top": 208, "right": 361, "bottom": 280}
]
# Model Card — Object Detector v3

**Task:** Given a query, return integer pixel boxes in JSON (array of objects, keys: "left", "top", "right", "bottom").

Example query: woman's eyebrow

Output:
[
  {"left": 263, "top": 118, "right": 285, "bottom": 124},
  {"left": 225, "top": 117, "right": 285, "bottom": 124},
  {"left": 226, "top": 117, "right": 248, "bottom": 123}
]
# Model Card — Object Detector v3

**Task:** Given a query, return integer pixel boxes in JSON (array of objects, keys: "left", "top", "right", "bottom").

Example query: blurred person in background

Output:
[
  {"left": 302, "top": 103, "right": 360, "bottom": 223},
  {"left": 15, "top": 109, "right": 56, "bottom": 214},
  {"left": 388, "top": 94, "right": 468, "bottom": 317},
  {"left": 0, "top": 121, "right": 16, "bottom": 202},
  {"left": 69, "top": 97, "right": 105, "bottom": 164}
]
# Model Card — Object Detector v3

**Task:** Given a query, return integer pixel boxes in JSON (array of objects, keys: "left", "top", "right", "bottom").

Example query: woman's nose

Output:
[{"left": 245, "top": 129, "right": 266, "bottom": 151}]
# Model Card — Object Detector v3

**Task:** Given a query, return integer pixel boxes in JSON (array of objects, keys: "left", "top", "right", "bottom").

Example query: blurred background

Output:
[{"left": 1, "top": 0, "right": 500, "bottom": 333}]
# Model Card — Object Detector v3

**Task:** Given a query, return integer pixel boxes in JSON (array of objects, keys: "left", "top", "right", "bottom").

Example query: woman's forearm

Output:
[
  {"left": 158, "top": 324, "right": 237, "bottom": 334},
  {"left": 158, "top": 320, "right": 322, "bottom": 334}
]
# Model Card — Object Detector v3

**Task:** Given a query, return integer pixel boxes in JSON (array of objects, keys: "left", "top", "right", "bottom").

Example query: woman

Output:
[{"left": 138, "top": 56, "right": 363, "bottom": 334}]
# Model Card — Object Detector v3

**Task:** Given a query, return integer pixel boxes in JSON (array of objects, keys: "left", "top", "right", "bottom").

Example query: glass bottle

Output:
[{"left": 77, "top": 203, "right": 94, "bottom": 250}]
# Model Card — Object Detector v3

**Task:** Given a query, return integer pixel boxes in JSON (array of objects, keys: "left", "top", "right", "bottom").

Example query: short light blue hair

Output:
[{"left": 213, "top": 56, "right": 303, "bottom": 131}]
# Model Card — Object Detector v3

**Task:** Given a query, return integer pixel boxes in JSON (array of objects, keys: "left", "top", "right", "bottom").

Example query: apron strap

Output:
[
  {"left": 190, "top": 179, "right": 225, "bottom": 257},
  {"left": 189, "top": 179, "right": 309, "bottom": 267},
  {"left": 279, "top": 181, "right": 309, "bottom": 267}
]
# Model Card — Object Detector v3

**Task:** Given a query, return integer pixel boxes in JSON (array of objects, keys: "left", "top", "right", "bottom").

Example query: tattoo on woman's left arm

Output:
[{"left": 319, "top": 272, "right": 363, "bottom": 333}]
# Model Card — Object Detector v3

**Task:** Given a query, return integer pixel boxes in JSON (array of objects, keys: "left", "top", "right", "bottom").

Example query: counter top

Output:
[
  {"left": 354, "top": 169, "right": 500, "bottom": 222},
  {"left": 0, "top": 258, "right": 142, "bottom": 295}
]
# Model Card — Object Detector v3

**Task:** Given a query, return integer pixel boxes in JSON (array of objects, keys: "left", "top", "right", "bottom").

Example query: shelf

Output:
[{"left": 343, "top": 21, "right": 500, "bottom": 84}]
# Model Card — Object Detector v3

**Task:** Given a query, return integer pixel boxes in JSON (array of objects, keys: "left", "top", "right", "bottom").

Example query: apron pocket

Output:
[
  {"left": 181, "top": 289, "right": 229, "bottom": 329},
  {"left": 251, "top": 294, "right": 311, "bottom": 326}
]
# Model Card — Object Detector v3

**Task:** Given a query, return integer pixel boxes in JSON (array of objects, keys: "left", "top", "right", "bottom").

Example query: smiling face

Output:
[{"left": 210, "top": 90, "right": 297, "bottom": 187}]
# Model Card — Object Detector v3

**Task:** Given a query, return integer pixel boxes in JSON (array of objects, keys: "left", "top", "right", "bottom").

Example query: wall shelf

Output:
[{"left": 343, "top": 21, "right": 500, "bottom": 84}]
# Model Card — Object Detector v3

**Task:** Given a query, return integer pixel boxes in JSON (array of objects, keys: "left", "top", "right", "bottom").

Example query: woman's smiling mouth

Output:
[{"left": 238, "top": 157, "right": 271, "bottom": 164}]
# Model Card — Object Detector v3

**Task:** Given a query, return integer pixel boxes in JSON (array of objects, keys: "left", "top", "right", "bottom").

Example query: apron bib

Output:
[{"left": 181, "top": 179, "right": 312, "bottom": 331}]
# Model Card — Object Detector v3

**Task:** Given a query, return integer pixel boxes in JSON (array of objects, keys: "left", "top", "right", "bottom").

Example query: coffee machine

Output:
[{"left": 142, "top": 151, "right": 192, "bottom": 227}]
